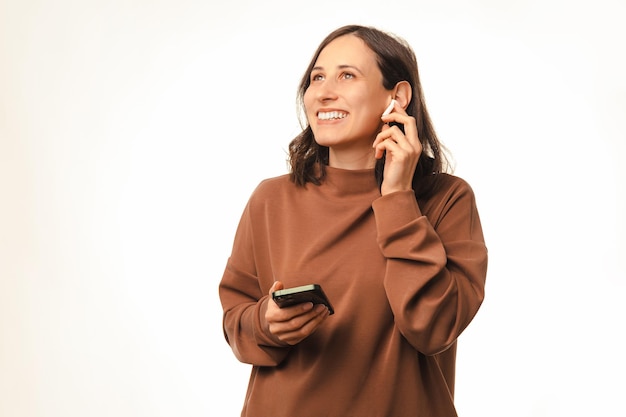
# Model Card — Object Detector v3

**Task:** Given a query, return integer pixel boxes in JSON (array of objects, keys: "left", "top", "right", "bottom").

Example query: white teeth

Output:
[{"left": 318, "top": 111, "right": 347, "bottom": 120}]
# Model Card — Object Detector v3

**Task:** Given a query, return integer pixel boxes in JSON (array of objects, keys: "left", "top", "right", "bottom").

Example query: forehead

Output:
[{"left": 314, "top": 34, "right": 379, "bottom": 70}]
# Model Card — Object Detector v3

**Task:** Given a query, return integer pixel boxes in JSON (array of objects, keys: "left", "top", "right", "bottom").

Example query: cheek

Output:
[
  {"left": 358, "top": 103, "right": 384, "bottom": 125},
  {"left": 303, "top": 89, "right": 314, "bottom": 113}
]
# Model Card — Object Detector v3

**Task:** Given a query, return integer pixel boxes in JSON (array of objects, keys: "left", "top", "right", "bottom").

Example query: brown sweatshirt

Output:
[{"left": 219, "top": 166, "right": 488, "bottom": 417}]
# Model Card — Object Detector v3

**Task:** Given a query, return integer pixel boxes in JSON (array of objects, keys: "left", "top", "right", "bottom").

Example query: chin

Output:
[
  {"left": 311, "top": 132, "right": 335, "bottom": 146},
  {"left": 314, "top": 137, "right": 343, "bottom": 148}
]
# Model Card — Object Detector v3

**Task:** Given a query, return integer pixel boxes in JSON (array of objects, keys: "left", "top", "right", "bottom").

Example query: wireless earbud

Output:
[{"left": 382, "top": 99, "right": 397, "bottom": 117}]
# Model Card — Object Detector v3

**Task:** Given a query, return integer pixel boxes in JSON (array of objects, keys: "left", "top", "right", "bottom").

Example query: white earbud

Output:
[{"left": 382, "top": 99, "right": 397, "bottom": 117}]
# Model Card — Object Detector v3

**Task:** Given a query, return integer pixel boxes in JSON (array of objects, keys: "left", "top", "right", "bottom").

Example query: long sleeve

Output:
[
  {"left": 372, "top": 176, "right": 488, "bottom": 355},
  {"left": 219, "top": 200, "right": 292, "bottom": 366}
]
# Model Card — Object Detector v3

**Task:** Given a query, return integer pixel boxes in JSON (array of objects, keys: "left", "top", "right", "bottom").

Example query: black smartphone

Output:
[{"left": 272, "top": 284, "right": 334, "bottom": 315}]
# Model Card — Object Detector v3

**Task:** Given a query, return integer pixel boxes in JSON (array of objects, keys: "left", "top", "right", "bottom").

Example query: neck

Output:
[{"left": 328, "top": 147, "right": 376, "bottom": 170}]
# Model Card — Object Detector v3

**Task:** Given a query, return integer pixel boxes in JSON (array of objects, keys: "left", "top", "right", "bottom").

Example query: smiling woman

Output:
[
  {"left": 303, "top": 35, "right": 393, "bottom": 167},
  {"left": 2, "top": 0, "right": 625, "bottom": 416},
  {"left": 290, "top": 25, "right": 448, "bottom": 198},
  {"left": 218, "top": 24, "right": 488, "bottom": 417}
]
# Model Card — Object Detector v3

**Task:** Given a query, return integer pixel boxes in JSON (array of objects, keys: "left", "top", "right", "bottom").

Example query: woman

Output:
[{"left": 219, "top": 24, "right": 488, "bottom": 416}]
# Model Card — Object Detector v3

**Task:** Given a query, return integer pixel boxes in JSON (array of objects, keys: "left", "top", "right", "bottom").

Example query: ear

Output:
[{"left": 392, "top": 81, "right": 412, "bottom": 110}]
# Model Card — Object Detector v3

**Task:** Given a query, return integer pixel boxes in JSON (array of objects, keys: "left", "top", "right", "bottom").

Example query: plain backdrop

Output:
[{"left": 1, "top": 0, "right": 625, "bottom": 416}]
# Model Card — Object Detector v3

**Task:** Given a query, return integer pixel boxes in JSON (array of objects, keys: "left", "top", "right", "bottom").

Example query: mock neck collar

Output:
[{"left": 319, "top": 165, "right": 379, "bottom": 198}]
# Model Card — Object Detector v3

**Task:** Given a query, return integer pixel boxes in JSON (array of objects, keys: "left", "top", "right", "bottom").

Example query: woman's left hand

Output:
[{"left": 373, "top": 102, "right": 422, "bottom": 195}]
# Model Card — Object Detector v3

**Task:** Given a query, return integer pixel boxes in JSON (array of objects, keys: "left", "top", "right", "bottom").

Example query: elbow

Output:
[
  {"left": 397, "top": 299, "right": 484, "bottom": 357},
  {"left": 227, "top": 336, "right": 290, "bottom": 367},
  {"left": 415, "top": 337, "right": 456, "bottom": 356},
  {"left": 404, "top": 328, "right": 457, "bottom": 356}
]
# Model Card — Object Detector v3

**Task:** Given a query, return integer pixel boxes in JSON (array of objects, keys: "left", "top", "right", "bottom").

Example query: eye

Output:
[
  {"left": 341, "top": 72, "right": 355, "bottom": 80},
  {"left": 311, "top": 73, "right": 324, "bottom": 82}
]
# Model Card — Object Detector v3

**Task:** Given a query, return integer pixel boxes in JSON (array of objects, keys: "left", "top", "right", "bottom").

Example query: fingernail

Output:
[{"left": 314, "top": 304, "right": 327, "bottom": 313}]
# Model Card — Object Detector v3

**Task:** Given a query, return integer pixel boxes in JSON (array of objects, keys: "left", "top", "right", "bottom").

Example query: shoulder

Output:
[
  {"left": 252, "top": 173, "right": 293, "bottom": 195},
  {"left": 435, "top": 173, "right": 474, "bottom": 194},
  {"left": 421, "top": 173, "right": 475, "bottom": 199},
  {"left": 247, "top": 173, "right": 296, "bottom": 207},
  {"left": 418, "top": 173, "right": 479, "bottom": 216}
]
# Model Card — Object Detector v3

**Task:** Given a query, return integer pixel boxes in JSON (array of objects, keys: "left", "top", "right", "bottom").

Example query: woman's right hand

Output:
[{"left": 265, "top": 281, "right": 330, "bottom": 345}]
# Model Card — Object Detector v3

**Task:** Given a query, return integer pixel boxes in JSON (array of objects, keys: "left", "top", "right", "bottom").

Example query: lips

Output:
[{"left": 317, "top": 111, "right": 347, "bottom": 120}]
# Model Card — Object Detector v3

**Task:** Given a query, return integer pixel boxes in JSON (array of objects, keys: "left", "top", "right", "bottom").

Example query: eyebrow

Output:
[{"left": 311, "top": 64, "right": 364, "bottom": 75}]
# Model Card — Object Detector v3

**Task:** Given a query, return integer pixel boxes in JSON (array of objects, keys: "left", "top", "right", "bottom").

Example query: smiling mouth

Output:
[{"left": 318, "top": 111, "right": 347, "bottom": 121}]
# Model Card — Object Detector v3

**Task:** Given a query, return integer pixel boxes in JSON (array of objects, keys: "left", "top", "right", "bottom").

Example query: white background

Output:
[{"left": 1, "top": 0, "right": 625, "bottom": 416}]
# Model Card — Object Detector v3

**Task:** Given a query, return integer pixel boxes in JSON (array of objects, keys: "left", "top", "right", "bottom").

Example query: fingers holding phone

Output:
[{"left": 266, "top": 282, "right": 332, "bottom": 345}]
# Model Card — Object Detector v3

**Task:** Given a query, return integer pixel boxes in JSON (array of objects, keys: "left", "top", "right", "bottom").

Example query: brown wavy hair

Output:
[{"left": 288, "top": 25, "right": 451, "bottom": 198}]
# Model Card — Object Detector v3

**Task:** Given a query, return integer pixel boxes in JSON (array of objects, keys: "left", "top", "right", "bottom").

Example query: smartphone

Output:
[{"left": 272, "top": 284, "right": 334, "bottom": 315}]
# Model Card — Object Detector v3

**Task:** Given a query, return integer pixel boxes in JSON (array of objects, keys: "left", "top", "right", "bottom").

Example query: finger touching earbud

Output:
[{"left": 382, "top": 99, "right": 397, "bottom": 117}]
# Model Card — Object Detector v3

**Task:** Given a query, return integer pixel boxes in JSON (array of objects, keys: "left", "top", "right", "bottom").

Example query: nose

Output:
[{"left": 315, "top": 79, "right": 338, "bottom": 102}]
